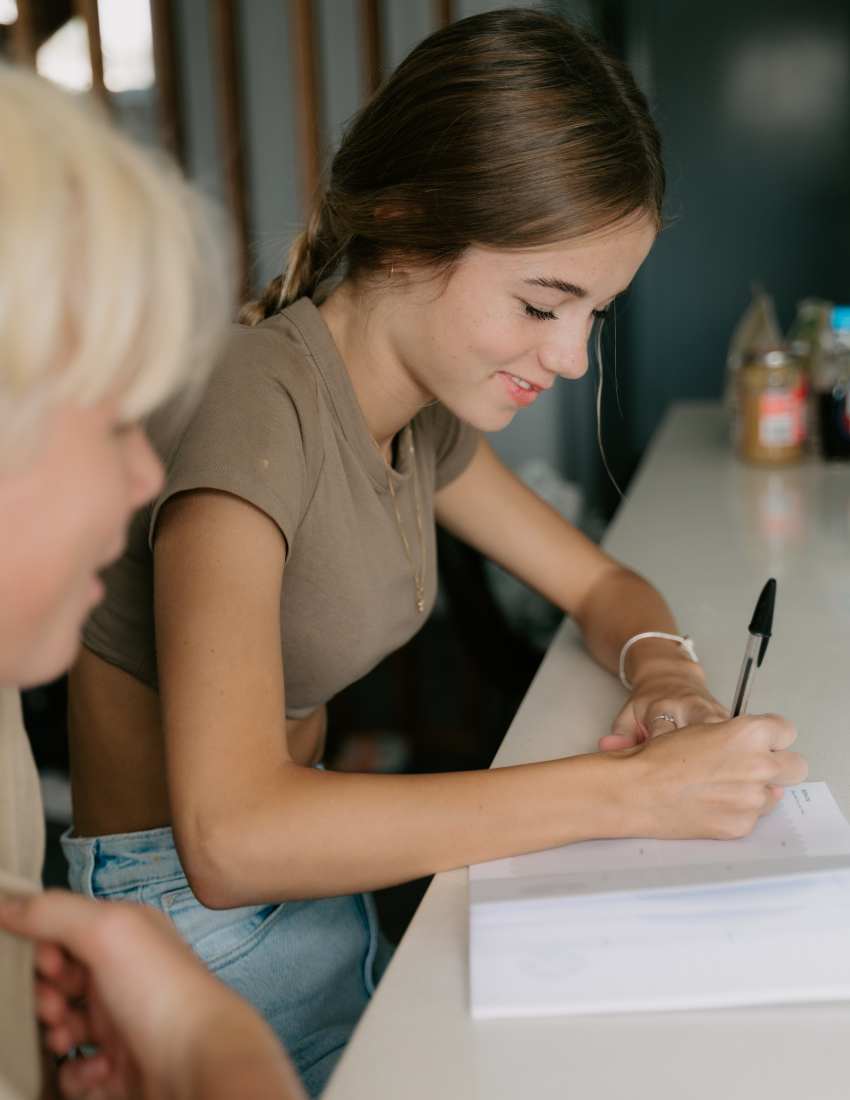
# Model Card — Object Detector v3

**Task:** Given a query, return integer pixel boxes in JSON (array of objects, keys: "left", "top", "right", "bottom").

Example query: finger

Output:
[
  {"left": 58, "top": 1052, "right": 111, "bottom": 1099},
  {"left": 768, "top": 749, "right": 808, "bottom": 787},
  {"left": 641, "top": 699, "right": 718, "bottom": 733},
  {"left": 35, "top": 942, "right": 89, "bottom": 1000},
  {"left": 47, "top": 1009, "right": 95, "bottom": 1054},
  {"left": 0, "top": 890, "right": 103, "bottom": 950},
  {"left": 750, "top": 712, "right": 799, "bottom": 751},
  {"left": 678, "top": 701, "right": 728, "bottom": 725},
  {"left": 36, "top": 990, "right": 92, "bottom": 1058},
  {"left": 41, "top": 1021, "right": 75, "bottom": 1057},
  {"left": 34, "top": 940, "right": 67, "bottom": 979},
  {"left": 668, "top": 704, "right": 716, "bottom": 730},
  {"left": 632, "top": 698, "right": 688, "bottom": 737},
  {"left": 608, "top": 702, "right": 640, "bottom": 739},
  {"left": 35, "top": 979, "right": 73, "bottom": 1028},
  {"left": 607, "top": 703, "right": 649, "bottom": 748},
  {"left": 645, "top": 716, "right": 678, "bottom": 738},
  {"left": 599, "top": 731, "right": 641, "bottom": 752}
]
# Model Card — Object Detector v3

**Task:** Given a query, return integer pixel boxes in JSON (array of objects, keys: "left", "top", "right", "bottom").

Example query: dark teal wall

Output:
[{"left": 619, "top": 0, "right": 850, "bottom": 456}]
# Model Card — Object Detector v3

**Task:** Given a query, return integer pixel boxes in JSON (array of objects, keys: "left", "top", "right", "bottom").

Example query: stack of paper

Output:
[{"left": 469, "top": 783, "right": 850, "bottom": 1019}]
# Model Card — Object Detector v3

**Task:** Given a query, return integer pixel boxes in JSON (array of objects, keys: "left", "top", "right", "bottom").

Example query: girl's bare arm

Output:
[
  {"left": 436, "top": 439, "right": 727, "bottom": 746},
  {"left": 154, "top": 488, "right": 805, "bottom": 910}
]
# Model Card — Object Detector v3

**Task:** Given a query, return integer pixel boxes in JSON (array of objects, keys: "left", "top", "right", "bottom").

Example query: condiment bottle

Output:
[
  {"left": 815, "top": 307, "right": 850, "bottom": 460},
  {"left": 787, "top": 297, "right": 832, "bottom": 453},
  {"left": 737, "top": 345, "right": 806, "bottom": 464}
]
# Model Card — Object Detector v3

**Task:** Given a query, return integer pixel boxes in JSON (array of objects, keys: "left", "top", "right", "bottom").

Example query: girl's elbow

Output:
[{"left": 174, "top": 817, "right": 255, "bottom": 910}]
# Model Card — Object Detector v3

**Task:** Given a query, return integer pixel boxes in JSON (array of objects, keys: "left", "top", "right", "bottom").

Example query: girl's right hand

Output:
[{"left": 602, "top": 712, "right": 807, "bottom": 841}]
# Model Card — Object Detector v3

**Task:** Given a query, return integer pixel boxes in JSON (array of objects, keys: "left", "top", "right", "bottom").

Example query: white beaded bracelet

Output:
[{"left": 619, "top": 632, "right": 699, "bottom": 690}]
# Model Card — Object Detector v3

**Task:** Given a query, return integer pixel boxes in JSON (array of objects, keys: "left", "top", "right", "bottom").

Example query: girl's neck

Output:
[{"left": 317, "top": 278, "right": 432, "bottom": 459}]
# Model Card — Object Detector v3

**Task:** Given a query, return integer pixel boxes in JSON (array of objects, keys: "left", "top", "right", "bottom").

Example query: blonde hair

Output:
[{"left": 0, "top": 65, "right": 228, "bottom": 463}]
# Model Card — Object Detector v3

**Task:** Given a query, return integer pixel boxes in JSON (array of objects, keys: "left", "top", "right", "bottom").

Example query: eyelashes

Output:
[
  {"left": 524, "top": 302, "right": 611, "bottom": 322},
  {"left": 524, "top": 302, "right": 557, "bottom": 321}
]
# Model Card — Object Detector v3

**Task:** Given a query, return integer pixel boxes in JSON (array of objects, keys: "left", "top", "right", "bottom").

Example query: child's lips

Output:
[{"left": 496, "top": 371, "right": 545, "bottom": 406}]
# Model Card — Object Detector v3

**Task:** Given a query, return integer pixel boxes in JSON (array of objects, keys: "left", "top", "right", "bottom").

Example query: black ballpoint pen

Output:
[{"left": 730, "top": 579, "right": 776, "bottom": 718}]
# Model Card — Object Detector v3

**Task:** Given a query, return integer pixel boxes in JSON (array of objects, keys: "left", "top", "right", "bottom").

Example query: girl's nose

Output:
[{"left": 538, "top": 338, "right": 589, "bottom": 380}]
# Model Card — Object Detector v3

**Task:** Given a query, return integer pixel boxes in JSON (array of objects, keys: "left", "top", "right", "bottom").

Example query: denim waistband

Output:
[{"left": 61, "top": 825, "right": 186, "bottom": 897}]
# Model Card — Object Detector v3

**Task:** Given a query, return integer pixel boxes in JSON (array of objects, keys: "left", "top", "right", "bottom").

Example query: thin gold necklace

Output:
[{"left": 370, "top": 423, "right": 426, "bottom": 613}]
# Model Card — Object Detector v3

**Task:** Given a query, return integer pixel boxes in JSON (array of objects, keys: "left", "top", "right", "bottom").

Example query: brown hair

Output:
[{"left": 239, "top": 8, "right": 664, "bottom": 325}]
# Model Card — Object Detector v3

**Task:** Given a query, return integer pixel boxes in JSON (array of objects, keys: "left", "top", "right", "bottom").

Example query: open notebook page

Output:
[{"left": 470, "top": 785, "right": 850, "bottom": 1018}]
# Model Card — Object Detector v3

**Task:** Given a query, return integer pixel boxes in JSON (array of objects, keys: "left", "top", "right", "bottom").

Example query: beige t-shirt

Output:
[
  {"left": 83, "top": 298, "right": 479, "bottom": 717},
  {"left": 0, "top": 687, "right": 43, "bottom": 1100}
]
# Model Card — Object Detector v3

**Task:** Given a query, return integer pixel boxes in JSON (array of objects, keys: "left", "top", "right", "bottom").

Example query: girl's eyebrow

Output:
[
  {"left": 523, "top": 276, "right": 588, "bottom": 297},
  {"left": 523, "top": 278, "right": 634, "bottom": 300}
]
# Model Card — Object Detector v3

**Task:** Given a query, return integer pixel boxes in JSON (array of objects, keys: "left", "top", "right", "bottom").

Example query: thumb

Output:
[
  {"left": 599, "top": 731, "right": 641, "bottom": 751},
  {"left": 1, "top": 890, "right": 98, "bottom": 955}
]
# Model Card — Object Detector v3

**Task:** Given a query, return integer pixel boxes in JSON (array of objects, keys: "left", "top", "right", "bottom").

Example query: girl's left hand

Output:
[{"left": 599, "top": 662, "right": 728, "bottom": 751}]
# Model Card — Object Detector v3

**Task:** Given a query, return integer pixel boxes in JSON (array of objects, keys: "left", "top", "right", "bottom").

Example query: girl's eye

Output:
[
  {"left": 592, "top": 308, "right": 610, "bottom": 320},
  {"left": 524, "top": 302, "right": 557, "bottom": 321}
]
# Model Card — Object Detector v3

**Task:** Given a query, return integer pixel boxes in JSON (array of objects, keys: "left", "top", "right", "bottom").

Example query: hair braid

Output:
[{"left": 238, "top": 200, "right": 341, "bottom": 325}]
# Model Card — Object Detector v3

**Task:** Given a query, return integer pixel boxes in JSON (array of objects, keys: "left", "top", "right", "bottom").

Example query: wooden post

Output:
[
  {"left": 209, "top": 0, "right": 252, "bottom": 303},
  {"left": 11, "top": 0, "right": 35, "bottom": 66},
  {"left": 434, "top": 0, "right": 452, "bottom": 30},
  {"left": 288, "top": 0, "right": 322, "bottom": 215},
  {"left": 150, "top": 0, "right": 184, "bottom": 163},
  {"left": 360, "top": 0, "right": 382, "bottom": 97},
  {"left": 74, "top": 0, "right": 107, "bottom": 103}
]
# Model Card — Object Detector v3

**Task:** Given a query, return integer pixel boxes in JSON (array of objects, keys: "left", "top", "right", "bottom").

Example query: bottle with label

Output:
[
  {"left": 815, "top": 307, "right": 850, "bottom": 460},
  {"left": 787, "top": 297, "right": 832, "bottom": 452},
  {"left": 737, "top": 345, "right": 806, "bottom": 464}
]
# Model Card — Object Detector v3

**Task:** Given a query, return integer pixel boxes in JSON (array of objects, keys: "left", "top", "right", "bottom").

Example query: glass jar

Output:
[{"left": 737, "top": 345, "right": 806, "bottom": 464}]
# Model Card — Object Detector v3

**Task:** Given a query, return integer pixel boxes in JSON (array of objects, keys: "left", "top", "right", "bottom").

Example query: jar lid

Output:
[{"left": 744, "top": 344, "right": 798, "bottom": 367}]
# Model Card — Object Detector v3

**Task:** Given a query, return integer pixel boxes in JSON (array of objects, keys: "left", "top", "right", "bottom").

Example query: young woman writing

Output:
[{"left": 66, "top": 10, "right": 806, "bottom": 1095}]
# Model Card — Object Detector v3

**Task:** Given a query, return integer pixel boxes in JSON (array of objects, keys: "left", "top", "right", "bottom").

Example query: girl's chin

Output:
[
  {"left": 456, "top": 406, "right": 518, "bottom": 434},
  {"left": 433, "top": 387, "right": 521, "bottom": 434}
]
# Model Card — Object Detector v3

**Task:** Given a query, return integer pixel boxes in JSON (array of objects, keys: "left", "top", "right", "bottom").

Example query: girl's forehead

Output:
[{"left": 468, "top": 223, "right": 657, "bottom": 279}]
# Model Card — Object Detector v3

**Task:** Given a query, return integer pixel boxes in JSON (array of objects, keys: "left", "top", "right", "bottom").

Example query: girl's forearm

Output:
[
  {"left": 173, "top": 702, "right": 804, "bottom": 911},
  {"left": 173, "top": 751, "right": 626, "bottom": 908},
  {"left": 572, "top": 566, "right": 698, "bottom": 685}
]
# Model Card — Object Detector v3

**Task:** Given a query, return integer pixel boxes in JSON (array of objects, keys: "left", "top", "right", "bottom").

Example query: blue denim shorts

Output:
[{"left": 62, "top": 826, "right": 392, "bottom": 1096}]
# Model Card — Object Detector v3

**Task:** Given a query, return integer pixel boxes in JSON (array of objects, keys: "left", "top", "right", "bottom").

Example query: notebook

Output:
[{"left": 469, "top": 782, "right": 850, "bottom": 1019}]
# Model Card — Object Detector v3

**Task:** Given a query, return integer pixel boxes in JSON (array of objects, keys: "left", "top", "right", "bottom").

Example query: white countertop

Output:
[{"left": 324, "top": 402, "right": 850, "bottom": 1100}]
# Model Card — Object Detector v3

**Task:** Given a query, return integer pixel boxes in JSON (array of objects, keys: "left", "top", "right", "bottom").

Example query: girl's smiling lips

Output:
[{"left": 495, "top": 369, "right": 549, "bottom": 407}]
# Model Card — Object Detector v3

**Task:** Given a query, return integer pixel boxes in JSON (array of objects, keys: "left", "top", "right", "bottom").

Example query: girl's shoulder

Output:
[
  {"left": 213, "top": 307, "right": 324, "bottom": 421},
  {"left": 141, "top": 305, "right": 331, "bottom": 561}
]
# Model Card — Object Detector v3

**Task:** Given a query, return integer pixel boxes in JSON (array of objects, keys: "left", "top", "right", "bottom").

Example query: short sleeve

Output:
[
  {"left": 145, "top": 323, "right": 322, "bottom": 554},
  {"left": 416, "top": 403, "right": 480, "bottom": 490}
]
